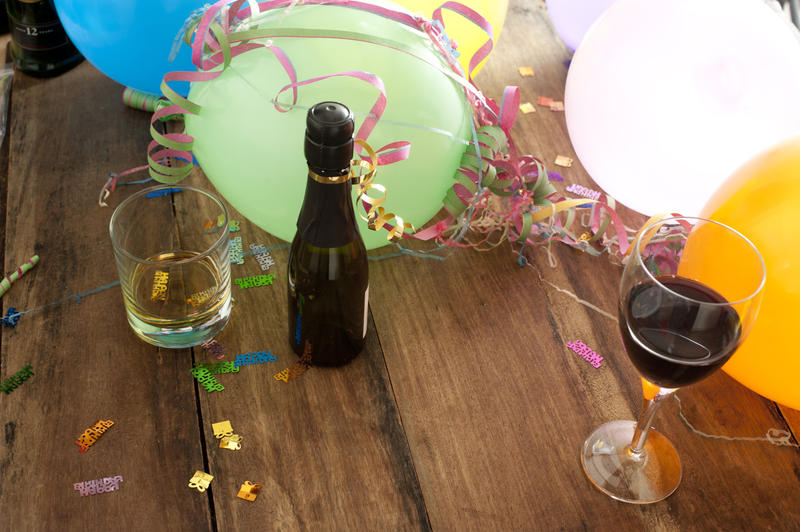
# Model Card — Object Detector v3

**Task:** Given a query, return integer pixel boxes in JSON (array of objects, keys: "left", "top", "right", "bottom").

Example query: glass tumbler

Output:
[{"left": 109, "top": 185, "right": 232, "bottom": 348}]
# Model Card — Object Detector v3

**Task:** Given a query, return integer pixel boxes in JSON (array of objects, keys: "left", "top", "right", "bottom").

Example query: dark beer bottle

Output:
[
  {"left": 287, "top": 102, "right": 369, "bottom": 366},
  {"left": 6, "top": 0, "right": 82, "bottom": 77}
]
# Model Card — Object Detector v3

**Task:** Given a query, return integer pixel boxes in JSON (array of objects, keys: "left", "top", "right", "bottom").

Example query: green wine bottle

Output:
[
  {"left": 6, "top": 0, "right": 82, "bottom": 77},
  {"left": 287, "top": 102, "right": 369, "bottom": 367}
]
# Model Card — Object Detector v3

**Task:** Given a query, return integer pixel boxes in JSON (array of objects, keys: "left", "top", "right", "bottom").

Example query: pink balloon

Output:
[
  {"left": 545, "top": 0, "right": 617, "bottom": 50},
  {"left": 565, "top": 0, "right": 800, "bottom": 217}
]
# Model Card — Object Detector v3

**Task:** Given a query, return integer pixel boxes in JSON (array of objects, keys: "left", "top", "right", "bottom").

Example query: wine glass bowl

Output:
[{"left": 581, "top": 217, "right": 765, "bottom": 504}]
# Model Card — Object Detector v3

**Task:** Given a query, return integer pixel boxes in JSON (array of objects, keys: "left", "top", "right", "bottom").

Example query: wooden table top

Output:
[{"left": 2, "top": 1, "right": 799, "bottom": 529}]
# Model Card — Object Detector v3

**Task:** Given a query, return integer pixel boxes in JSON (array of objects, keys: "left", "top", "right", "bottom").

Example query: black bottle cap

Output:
[{"left": 304, "top": 102, "right": 354, "bottom": 172}]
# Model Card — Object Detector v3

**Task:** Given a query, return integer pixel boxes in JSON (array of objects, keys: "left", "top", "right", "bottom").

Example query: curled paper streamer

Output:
[
  {"left": 147, "top": 0, "right": 630, "bottom": 261},
  {"left": 0, "top": 255, "right": 39, "bottom": 298}
]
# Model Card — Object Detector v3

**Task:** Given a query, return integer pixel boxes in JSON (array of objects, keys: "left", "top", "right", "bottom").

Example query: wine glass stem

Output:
[{"left": 630, "top": 390, "right": 675, "bottom": 455}]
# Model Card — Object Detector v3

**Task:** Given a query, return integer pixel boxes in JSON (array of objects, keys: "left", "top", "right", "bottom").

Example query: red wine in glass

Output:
[
  {"left": 620, "top": 275, "right": 742, "bottom": 389},
  {"left": 582, "top": 216, "right": 764, "bottom": 505}
]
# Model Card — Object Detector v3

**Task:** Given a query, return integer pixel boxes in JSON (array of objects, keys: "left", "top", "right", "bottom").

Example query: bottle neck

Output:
[{"left": 295, "top": 168, "right": 360, "bottom": 248}]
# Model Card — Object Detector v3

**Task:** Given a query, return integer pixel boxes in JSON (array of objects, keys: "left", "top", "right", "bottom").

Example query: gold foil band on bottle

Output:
[{"left": 308, "top": 170, "right": 351, "bottom": 184}]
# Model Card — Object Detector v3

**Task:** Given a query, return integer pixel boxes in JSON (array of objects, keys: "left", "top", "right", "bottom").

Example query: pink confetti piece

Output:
[
  {"left": 567, "top": 340, "right": 603, "bottom": 368},
  {"left": 74, "top": 476, "right": 123, "bottom": 496},
  {"left": 565, "top": 183, "right": 602, "bottom": 201},
  {"left": 201, "top": 338, "right": 227, "bottom": 359}
]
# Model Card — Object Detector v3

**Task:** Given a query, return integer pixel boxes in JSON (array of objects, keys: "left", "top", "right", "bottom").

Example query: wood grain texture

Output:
[
  {"left": 0, "top": 67, "right": 211, "bottom": 530},
  {"left": 369, "top": 1, "right": 800, "bottom": 529},
  {"left": 174, "top": 172, "right": 430, "bottom": 530},
  {"left": 1, "top": 1, "right": 799, "bottom": 530}
]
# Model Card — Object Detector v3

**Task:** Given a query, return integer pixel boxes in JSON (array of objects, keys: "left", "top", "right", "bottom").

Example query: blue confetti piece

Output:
[{"left": 146, "top": 188, "right": 183, "bottom": 198}]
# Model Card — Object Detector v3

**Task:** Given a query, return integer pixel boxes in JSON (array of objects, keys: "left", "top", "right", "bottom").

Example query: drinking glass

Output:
[
  {"left": 581, "top": 216, "right": 765, "bottom": 504},
  {"left": 109, "top": 185, "right": 232, "bottom": 348}
]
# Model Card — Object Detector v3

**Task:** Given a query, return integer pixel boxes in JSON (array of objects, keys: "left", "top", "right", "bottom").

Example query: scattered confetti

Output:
[
  {"left": 0, "top": 255, "right": 39, "bottom": 299},
  {"left": 518, "top": 66, "right": 535, "bottom": 77},
  {"left": 554, "top": 155, "right": 573, "bottom": 167},
  {"left": 274, "top": 342, "right": 313, "bottom": 383},
  {"left": 547, "top": 171, "right": 564, "bottom": 182},
  {"left": 233, "top": 351, "right": 277, "bottom": 367},
  {"left": 567, "top": 340, "right": 603, "bottom": 368},
  {"left": 220, "top": 434, "right": 242, "bottom": 450},
  {"left": 74, "top": 476, "right": 123, "bottom": 496},
  {"left": 237, "top": 481, "right": 262, "bottom": 501},
  {"left": 549, "top": 101, "right": 564, "bottom": 111},
  {"left": 229, "top": 220, "right": 241, "bottom": 232},
  {"left": 233, "top": 274, "right": 275, "bottom": 289},
  {"left": 193, "top": 361, "right": 239, "bottom": 374},
  {"left": 75, "top": 419, "right": 114, "bottom": 453},
  {"left": 188, "top": 471, "right": 213, "bottom": 492},
  {"left": 565, "top": 183, "right": 602, "bottom": 201},
  {"left": 519, "top": 102, "right": 536, "bottom": 114},
  {"left": 250, "top": 244, "right": 276, "bottom": 271},
  {"left": 191, "top": 367, "right": 224, "bottom": 392},
  {"left": 201, "top": 338, "right": 227, "bottom": 359},
  {"left": 151, "top": 271, "right": 169, "bottom": 301},
  {"left": 537, "top": 96, "right": 554, "bottom": 106},
  {"left": 212, "top": 420, "right": 234, "bottom": 439},
  {"left": 187, "top": 287, "right": 215, "bottom": 307},
  {"left": 204, "top": 213, "right": 226, "bottom": 233},
  {"left": 230, "top": 237, "right": 244, "bottom": 264},
  {"left": 0, "top": 364, "right": 33, "bottom": 394}
]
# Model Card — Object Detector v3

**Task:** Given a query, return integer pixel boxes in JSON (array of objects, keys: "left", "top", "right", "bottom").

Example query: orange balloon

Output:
[{"left": 699, "top": 135, "right": 800, "bottom": 410}]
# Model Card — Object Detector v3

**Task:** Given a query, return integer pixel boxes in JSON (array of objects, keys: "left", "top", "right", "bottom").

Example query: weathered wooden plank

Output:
[
  {"left": 369, "top": 1, "right": 800, "bottom": 529},
  {"left": 173, "top": 171, "right": 430, "bottom": 530},
  {"left": 0, "top": 65, "right": 212, "bottom": 529}
]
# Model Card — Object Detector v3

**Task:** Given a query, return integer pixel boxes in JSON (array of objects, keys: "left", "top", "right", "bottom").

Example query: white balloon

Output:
[{"left": 564, "top": 0, "right": 800, "bottom": 217}]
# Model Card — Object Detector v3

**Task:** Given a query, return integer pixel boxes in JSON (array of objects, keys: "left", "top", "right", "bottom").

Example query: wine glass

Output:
[{"left": 581, "top": 216, "right": 765, "bottom": 504}]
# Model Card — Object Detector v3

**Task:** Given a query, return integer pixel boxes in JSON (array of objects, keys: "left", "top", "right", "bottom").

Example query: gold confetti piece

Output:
[
  {"left": 212, "top": 420, "right": 233, "bottom": 439},
  {"left": 151, "top": 271, "right": 168, "bottom": 301},
  {"left": 188, "top": 471, "right": 213, "bottom": 492},
  {"left": 220, "top": 434, "right": 242, "bottom": 450},
  {"left": 549, "top": 101, "right": 565, "bottom": 111},
  {"left": 537, "top": 96, "right": 554, "bottom": 106},
  {"left": 554, "top": 155, "right": 574, "bottom": 167},
  {"left": 519, "top": 102, "right": 536, "bottom": 114},
  {"left": 237, "top": 481, "right": 262, "bottom": 502},
  {"left": 518, "top": 66, "right": 535, "bottom": 77}
]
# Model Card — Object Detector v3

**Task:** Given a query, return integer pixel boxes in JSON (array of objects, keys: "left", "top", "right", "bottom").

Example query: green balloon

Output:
[{"left": 184, "top": 2, "right": 472, "bottom": 249}]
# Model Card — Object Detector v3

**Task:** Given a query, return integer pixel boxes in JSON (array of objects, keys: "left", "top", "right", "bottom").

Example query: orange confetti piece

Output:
[
  {"left": 518, "top": 66, "right": 535, "bottom": 77},
  {"left": 237, "top": 481, "right": 262, "bottom": 501},
  {"left": 554, "top": 155, "right": 573, "bottom": 167},
  {"left": 519, "top": 102, "right": 536, "bottom": 114},
  {"left": 537, "top": 96, "right": 554, "bottom": 106},
  {"left": 549, "top": 101, "right": 565, "bottom": 111}
]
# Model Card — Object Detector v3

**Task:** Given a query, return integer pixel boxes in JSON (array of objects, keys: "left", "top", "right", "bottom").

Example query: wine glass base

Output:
[{"left": 581, "top": 420, "right": 682, "bottom": 504}]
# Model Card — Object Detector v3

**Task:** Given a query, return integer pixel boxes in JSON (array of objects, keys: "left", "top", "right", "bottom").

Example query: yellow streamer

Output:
[{"left": 352, "top": 139, "right": 413, "bottom": 242}]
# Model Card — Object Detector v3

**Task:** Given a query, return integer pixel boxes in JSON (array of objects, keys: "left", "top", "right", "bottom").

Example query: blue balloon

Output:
[{"left": 53, "top": 1, "right": 205, "bottom": 96}]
